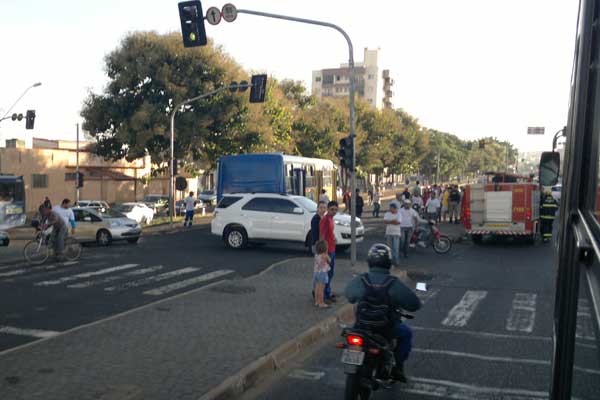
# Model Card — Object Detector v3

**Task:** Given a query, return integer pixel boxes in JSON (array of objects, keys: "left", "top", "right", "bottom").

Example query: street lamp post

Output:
[
  {"left": 235, "top": 9, "right": 358, "bottom": 265},
  {"left": 0, "top": 82, "right": 42, "bottom": 124},
  {"left": 169, "top": 82, "right": 251, "bottom": 229}
]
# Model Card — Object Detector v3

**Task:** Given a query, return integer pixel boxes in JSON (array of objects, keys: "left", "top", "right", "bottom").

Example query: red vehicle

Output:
[
  {"left": 410, "top": 221, "right": 452, "bottom": 253},
  {"left": 461, "top": 173, "right": 540, "bottom": 243}
]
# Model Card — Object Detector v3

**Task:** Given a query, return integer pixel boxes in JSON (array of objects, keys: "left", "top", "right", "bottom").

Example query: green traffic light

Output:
[{"left": 189, "top": 32, "right": 196, "bottom": 41}]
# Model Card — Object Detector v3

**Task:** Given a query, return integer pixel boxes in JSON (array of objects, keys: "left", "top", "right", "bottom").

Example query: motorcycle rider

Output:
[{"left": 345, "top": 243, "right": 422, "bottom": 382}]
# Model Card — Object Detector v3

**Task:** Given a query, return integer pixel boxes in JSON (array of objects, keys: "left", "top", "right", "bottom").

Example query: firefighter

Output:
[{"left": 540, "top": 190, "right": 558, "bottom": 242}]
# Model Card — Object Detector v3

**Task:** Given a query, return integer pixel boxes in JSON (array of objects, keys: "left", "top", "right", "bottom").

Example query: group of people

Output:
[
  {"left": 397, "top": 181, "right": 463, "bottom": 224},
  {"left": 32, "top": 197, "right": 77, "bottom": 261}
]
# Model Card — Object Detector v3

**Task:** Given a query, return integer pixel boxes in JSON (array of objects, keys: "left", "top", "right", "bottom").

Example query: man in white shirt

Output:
[
  {"left": 383, "top": 202, "right": 402, "bottom": 266},
  {"left": 53, "top": 198, "right": 76, "bottom": 235},
  {"left": 412, "top": 192, "right": 424, "bottom": 214},
  {"left": 425, "top": 193, "right": 441, "bottom": 221},
  {"left": 319, "top": 189, "right": 330, "bottom": 203},
  {"left": 183, "top": 191, "right": 196, "bottom": 227},
  {"left": 398, "top": 200, "right": 419, "bottom": 258}
]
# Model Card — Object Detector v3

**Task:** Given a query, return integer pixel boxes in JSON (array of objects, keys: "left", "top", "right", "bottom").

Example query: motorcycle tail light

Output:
[
  {"left": 347, "top": 335, "right": 364, "bottom": 347},
  {"left": 368, "top": 348, "right": 380, "bottom": 355}
]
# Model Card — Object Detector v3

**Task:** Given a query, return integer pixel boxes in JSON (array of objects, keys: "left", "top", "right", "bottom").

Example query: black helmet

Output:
[{"left": 367, "top": 243, "right": 392, "bottom": 269}]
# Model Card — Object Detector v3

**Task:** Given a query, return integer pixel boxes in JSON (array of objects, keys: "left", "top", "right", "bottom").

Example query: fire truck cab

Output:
[{"left": 462, "top": 172, "right": 540, "bottom": 243}]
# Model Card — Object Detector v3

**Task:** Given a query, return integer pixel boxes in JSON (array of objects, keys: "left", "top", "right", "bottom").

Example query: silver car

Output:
[{"left": 72, "top": 207, "right": 142, "bottom": 246}]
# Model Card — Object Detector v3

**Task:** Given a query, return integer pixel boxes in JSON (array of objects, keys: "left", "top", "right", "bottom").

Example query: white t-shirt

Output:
[
  {"left": 399, "top": 207, "right": 419, "bottom": 228},
  {"left": 184, "top": 196, "right": 196, "bottom": 211},
  {"left": 319, "top": 193, "right": 330, "bottom": 203},
  {"left": 412, "top": 196, "right": 424, "bottom": 207},
  {"left": 384, "top": 211, "right": 401, "bottom": 236},
  {"left": 53, "top": 206, "right": 75, "bottom": 227},
  {"left": 426, "top": 198, "right": 441, "bottom": 213}
]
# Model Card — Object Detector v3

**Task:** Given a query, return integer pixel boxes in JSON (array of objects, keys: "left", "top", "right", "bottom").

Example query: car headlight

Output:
[{"left": 335, "top": 220, "right": 351, "bottom": 227}]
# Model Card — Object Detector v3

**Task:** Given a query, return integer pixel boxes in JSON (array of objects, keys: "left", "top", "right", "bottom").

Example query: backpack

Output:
[{"left": 355, "top": 274, "right": 396, "bottom": 332}]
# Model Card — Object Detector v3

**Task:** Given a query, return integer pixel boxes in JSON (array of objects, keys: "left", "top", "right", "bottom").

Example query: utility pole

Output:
[
  {"left": 76, "top": 123, "right": 80, "bottom": 202},
  {"left": 435, "top": 150, "right": 440, "bottom": 184}
]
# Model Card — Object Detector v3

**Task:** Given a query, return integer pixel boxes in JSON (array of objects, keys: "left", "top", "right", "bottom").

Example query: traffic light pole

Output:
[
  {"left": 235, "top": 8, "right": 358, "bottom": 265},
  {"left": 169, "top": 82, "right": 251, "bottom": 229}
]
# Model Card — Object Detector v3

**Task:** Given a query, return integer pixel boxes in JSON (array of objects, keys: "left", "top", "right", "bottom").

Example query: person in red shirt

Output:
[{"left": 319, "top": 201, "right": 338, "bottom": 302}]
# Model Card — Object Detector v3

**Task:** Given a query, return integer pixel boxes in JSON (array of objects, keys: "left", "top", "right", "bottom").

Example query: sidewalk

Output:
[{"left": 0, "top": 257, "right": 368, "bottom": 400}]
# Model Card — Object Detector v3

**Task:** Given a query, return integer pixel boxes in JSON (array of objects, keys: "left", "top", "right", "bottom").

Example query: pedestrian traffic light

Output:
[
  {"left": 178, "top": 1, "right": 207, "bottom": 48},
  {"left": 172, "top": 159, "right": 178, "bottom": 176},
  {"left": 338, "top": 136, "right": 354, "bottom": 170},
  {"left": 25, "top": 110, "right": 35, "bottom": 129},
  {"left": 249, "top": 74, "right": 267, "bottom": 103},
  {"left": 76, "top": 172, "right": 84, "bottom": 188},
  {"left": 479, "top": 140, "right": 485, "bottom": 149}
]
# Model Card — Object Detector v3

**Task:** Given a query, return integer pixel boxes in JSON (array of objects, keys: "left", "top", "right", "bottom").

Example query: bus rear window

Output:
[{"left": 217, "top": 196, "right": 242, "bottom": 208}]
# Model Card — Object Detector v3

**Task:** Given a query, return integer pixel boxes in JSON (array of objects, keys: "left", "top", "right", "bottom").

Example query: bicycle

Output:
[{"left": 23, "top": 227, "right": 82, "bottom": 265}]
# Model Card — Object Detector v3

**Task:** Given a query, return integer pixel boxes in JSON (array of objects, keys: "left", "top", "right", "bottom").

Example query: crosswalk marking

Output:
[
  {"left": 143, "top": 269, "right": 234, "bottom": 296},
  {"left": 104, "top": 267, "right": 199, "bottom": 292},
  {"left": 506, "top": 293, "right": 537, "bottom": 333},
  {"left": 0, "top": 326, "right": 60, "bottom": 339},
  {"left": 0, "top": 261, "right": 80, "bottom": 280},
  {"left": 576, "top": 299, "right": 596, "bottom": 340},
  {"left": 406, "top": 376, "right": 550, "bottom": 399},
  {"left": 67, "top": 265, "right": 164, "bottom": 289},
  {"left": 34, "top": 264, "right": 139, "bottom": 286},
  {"left": 442, "top": 290, "right": 487, "bottom": 327}
]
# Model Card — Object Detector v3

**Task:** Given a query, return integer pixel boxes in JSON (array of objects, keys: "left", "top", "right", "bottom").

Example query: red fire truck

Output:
[{"left": 461, "top": 173, "right": 540, "bottom": 243}]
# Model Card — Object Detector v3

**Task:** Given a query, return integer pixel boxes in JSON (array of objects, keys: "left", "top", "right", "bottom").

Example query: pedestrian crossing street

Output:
[{"left": 0, "top": 261, "right": 235, "bottom": 297}]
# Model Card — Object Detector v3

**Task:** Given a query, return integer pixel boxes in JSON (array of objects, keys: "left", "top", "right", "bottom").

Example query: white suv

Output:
[{"left": 211, "top": 193, "right": 364, "bottom": 251}]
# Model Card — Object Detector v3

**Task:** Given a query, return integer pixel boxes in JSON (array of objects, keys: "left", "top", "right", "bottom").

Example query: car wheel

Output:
[
  {"left": 225, "top": 226, "right": 248, "bottom": 249},
  {"left": 96, "top": 229, "right": 112, "bottom": 246},
  {"left": 127, "top": 237, "right": 139, "bottom": 244}
]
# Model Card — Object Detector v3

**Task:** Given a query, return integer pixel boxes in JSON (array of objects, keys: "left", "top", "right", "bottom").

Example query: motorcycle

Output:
[
  {"left": 337, "top": 312, "right": 415, "bottom": 400},
  {"left": 411, "top": 220, "right": 452, "bottom": 254}
]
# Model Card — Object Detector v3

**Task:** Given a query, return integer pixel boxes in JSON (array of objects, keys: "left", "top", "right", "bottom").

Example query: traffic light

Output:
[
  {"left": 25, "top": 110, "right": 35, "bottom": 129},
  {"left": 76, "top": 172, "right": 84, "bottom": 188},
  {"left": 11, "top": 113, "right": 23, "bottom": 121},
  {"left": 250, "top": 74, "right": 267, "bottom": 103},
  {"left": 479, "top": 140, "right": 485, "bottom": 149},
  {"left": 466, "top": 142, "right": 473, "bottom": 150},
  {"left": 338, "top": 136, "right": 354, "bottom": 170},
  {"left": 178, "top": 1, "right": 207, "bottom": 48},
  {"left": 172, "top": 159, "right": 178, "bottom": 176}
]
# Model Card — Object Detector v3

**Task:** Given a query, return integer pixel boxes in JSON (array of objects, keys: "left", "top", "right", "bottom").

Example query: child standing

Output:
[{"left": 313, "top": 240, "right": 331, "bottom": 308}]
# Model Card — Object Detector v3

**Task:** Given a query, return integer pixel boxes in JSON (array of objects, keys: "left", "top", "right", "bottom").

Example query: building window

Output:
[
  {"left": 32, "top": 174, "right": 48, "bottom": 188},
  {"left": 323, "top": 75, "right": 334, "bottom": 84},
  {"left": 315, "top": 76, "right": 322, "bottom": 82},
  {"left": 368, "top": 74, "right": 374, "bottom": 80},
  {"left": 336, "top": 75, "right": 341, "bottom": 81},
  {"left": 65, "top": 172, "right": 77, "bottom": 181}
]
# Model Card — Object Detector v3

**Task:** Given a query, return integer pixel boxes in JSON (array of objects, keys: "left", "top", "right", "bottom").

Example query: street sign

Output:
[
  {"left": 205, "top": 6, "right": 222, "bottom": 25},
  {"left": 527, "top": 127, "right": 545, "bottom": 135},
  {"left": 222, "top": 3, "right": 237, "bottom": 22}
]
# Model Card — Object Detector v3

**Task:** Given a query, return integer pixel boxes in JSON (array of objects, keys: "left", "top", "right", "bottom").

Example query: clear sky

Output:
[{"left": 0, "top": 0, "right": 578, "bottom": 152}]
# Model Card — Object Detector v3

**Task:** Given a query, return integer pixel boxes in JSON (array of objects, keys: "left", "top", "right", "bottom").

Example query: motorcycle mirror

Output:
[{"left": 416, "top": 282, "right": 427, "bottom": 292}]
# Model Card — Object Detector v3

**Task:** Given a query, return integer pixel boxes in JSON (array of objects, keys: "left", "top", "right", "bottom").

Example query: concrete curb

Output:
[{"left": 197, "top": 303, "right": 355, "bottom": 400}]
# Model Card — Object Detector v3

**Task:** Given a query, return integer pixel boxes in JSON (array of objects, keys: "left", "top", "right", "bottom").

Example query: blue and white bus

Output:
[
  {"left": 217, "top": 153, "right": 336, "bottom": 203},
  {"left": 0, "top": 175, "right": 27, "bottom": 231}
]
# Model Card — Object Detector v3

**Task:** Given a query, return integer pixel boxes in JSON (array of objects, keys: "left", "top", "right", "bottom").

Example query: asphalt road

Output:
[
  {"left": 0, "top": 213, "right": 384, "bottom": 353},
  {"left": 243, "top": 233, "right": 600, "bottom": 399}
]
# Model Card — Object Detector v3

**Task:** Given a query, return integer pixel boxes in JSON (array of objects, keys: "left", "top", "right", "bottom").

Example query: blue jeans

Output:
[
  {"left": 394, "top": 321, "right": 413, "bottom": 365},
  {"left": 400, "top": 228, "right": 413, "bottom": 257},
  {"left": 325, "top": 251, "right": 336, "bottom": 299},
  {"left": 386, "top": 234, "right": 400, "bottom": 265},
  {"left": 184, "top": 210, "right": 194, "bottom": 226}
]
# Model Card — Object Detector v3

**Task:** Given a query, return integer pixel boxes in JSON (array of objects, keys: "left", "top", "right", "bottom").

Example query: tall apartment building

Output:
[{"left": 311, "top": 48, "right": 394, "bottom": 109}]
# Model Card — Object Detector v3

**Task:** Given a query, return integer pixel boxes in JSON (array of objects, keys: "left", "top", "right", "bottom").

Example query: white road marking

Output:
[
  {"left": 506, "top": 293, "right": 537, "bottom": 333},
  {"left": 104, "top": 267, "right": 199, "bottom": 292},
  {"left": 576, "top": 299, "right": 596, "bottom": 340},
  {"left": 0, "top": 326, "right": 60, "bottom": 339},
  {"left": 288, "top": 369, "right": 326, "bottom": 381},
  {"left": 405, "top": 376, "right": 550, "bottom": 399},
  {"left": 34, "top": 264, "right": 139, "bottom": 286},
  {"left": 67, "top": 265, "right": 164, "bottom": 289},
  {"left": 0, "top": 265, "right": 59, "bottom": 279},
  {"left": 413, "top": 348, "right": 600, "bottom": 376},
  {"left": 143, "top": 269, "right": 233, "bottom": 296},
  {"left": 442, "top": 290, "right": 487, "bottom": 327}
]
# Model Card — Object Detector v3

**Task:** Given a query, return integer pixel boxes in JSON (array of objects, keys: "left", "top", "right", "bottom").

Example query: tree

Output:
[{"left": 81, "top": 31, "right": 259, "bottom": 171}]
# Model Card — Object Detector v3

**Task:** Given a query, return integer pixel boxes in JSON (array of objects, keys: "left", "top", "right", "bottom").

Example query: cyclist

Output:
[
  {"left": 53, "top": 198, "right": 76, "bottom": 235},
  {"left": 40, "top": 204, "right": 68, "bottom": 260}
]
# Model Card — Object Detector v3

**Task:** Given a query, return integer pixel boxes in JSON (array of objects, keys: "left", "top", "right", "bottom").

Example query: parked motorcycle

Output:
[
  {"left": 337, "top": 312, "right": 415, "bottom": 400},
  {"left": 411, "top": 220, "right": 452, "bottom": 254}
]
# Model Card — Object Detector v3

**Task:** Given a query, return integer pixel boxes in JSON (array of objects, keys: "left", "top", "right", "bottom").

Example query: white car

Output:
[
  {"left": 76, "top": 200, "right": 110, "bottom": 211},
  {"left": 113, "top": 202, "right": 155, "bottom": 224},
  {"left": 198, "top": 190, "right": 217, "bottom": 205},
  {"left": 211, "top": 193, "right": 364, "bottom": 251}
]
